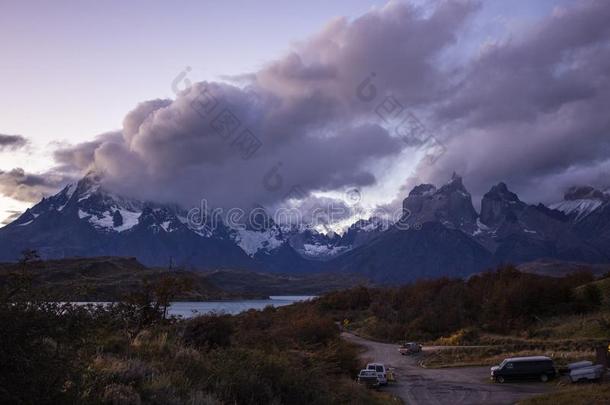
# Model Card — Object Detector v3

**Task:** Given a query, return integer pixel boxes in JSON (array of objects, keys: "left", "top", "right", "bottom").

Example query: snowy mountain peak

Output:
[
  {"left": 403, "top": 174, "right": 478, "bottom": 230},
  {"left": 480, "top": 182, "right": 526, "bottom": 228},
  {"left": 408, "top": 183, "right": 436, "bottom": 197},
  {"left": 9, "top": 172, "right": 151, "bottom": 234},
  {"left": 485, "top": 182, "right": 521, "bottom": 203}
]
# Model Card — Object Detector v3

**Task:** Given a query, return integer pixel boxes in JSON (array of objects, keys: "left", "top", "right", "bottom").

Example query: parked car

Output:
[
  {"left": 568, "top": 361, "right": 605, "bottom": 383},
  {"left": 366, "top": 363, "right": 388, "bottom": 385},
  {"left": 491, "top": 356, "right": 557, "bottom": 383},
  {"left": 399, "top": 342, "right": 422, "bottom": 355},
  {"left": 357, "top": 369, "right": 380, "bottom": 388}
]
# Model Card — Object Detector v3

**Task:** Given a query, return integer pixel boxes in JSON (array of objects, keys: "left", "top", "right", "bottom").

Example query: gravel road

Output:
[{"left": 343, "top": 332, "right": 554, "bottom": 405}]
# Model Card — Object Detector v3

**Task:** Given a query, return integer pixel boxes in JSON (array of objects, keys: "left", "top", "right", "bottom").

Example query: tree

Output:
[
  {"left": 2, "top": 249, "right": 40, "bottom": 302},
  {"left": 119, "top": 272, "right": 193, "bottom": 340}
]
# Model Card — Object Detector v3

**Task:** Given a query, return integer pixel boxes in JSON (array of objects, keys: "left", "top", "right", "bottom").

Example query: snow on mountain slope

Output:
[
  {"left": 302, "top": 243, "right": 350, "bottom": 258},
  {"left": 3, "top": 170, "right": 610, "bottom": 280},
  {"left": 10, "top": 172, "right": 188, "bottom": 235},
  {"left": 550, "top": 199, "right": 603, "bottom": 221},
  {"left": 78, "top": 205, "right": 143, "bottom": 233},
  {"left": 232, "top": 227, "right": 285, "bottom": 256},
  {"left": 549, "top": 186, "right": 608, "bottom": 222}
]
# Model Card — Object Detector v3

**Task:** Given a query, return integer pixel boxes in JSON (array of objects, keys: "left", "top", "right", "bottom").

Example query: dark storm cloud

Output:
[
  {"left": 0, "top": 168, "right": 70, "bottom": 202},
  {"left": 53, "top": 132, "right": 123, "bottom": 174},
  {"left": 35, "top": 0, "right": 610, "bottom": 217},
  {"left": 418, "top": 0, "right": 610, "bottom": 205},
  {"left": 0, "top": 134, "right": 28, "bottom": 151},
  {"left": 51, "top": 1, "right": 478, "bottom": 211},
  {"left": 254, "top": 0, "right": 479, "bottom": 111}
]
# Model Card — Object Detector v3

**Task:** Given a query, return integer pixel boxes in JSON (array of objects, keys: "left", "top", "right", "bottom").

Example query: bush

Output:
[
  {"left": 0, "top": 302, "right": 94, "bottom": 404},
  {"left": 183, "top": 315, "right": 234, "bottom": 350},
  {"left": 582, "top": 284, "right": 603, "bottom": 309},
  {"left": 292, "top": 312, "right": 338, "bottom": 344}
]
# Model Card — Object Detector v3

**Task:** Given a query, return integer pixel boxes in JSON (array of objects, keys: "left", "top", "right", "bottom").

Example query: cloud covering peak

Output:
[{"left": 50, "top": 0, "right": 479, "bottom": 214}]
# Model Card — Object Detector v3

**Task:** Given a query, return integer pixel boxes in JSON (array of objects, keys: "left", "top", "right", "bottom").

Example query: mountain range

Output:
[{"left": 1, "top": 172, "right": 609, "bottom": 283}]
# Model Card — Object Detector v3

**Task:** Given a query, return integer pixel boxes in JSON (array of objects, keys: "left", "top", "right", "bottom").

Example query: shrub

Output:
[
  {"left": 183, "top": 315, "right": 234, "bottom": 350},
  {"left": 292, "top": 312, "right": 338, "bottom": 345},
  {"left": 582, "top": 284, "right": 603, "bottom": 309},
  {"left": 102, "top": 383, "right": 142, "bottom": 405}
]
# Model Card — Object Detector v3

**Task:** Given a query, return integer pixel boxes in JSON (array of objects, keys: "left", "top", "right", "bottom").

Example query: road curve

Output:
[{"left": 342, "top": 332, "right": 554, "bottom": 405}]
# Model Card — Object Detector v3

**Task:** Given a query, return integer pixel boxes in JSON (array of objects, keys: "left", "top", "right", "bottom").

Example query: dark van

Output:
[{"left": 491, "top": 356, "right": 556, "bottom": 383}]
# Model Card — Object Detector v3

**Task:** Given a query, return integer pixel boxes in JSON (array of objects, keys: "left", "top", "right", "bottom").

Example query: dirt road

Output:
[{"left": 343, "top": 332, "right": 553, "bottom": 405}]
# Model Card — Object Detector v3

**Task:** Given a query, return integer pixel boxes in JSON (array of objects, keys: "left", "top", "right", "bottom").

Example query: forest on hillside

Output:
[{"left": 316, "top": 266, "right": 608, "bottom": 341}]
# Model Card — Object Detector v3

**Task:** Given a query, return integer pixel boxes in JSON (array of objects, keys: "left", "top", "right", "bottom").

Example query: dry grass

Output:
[
  {"left": 102, "top": 383, "right": 142, "bottom": 405},
  {"left": 529, "top": 311, "right": 610, "bottom": 340},
  {"left": 421, "top": 346, "right": 595, "bottom": 368},
  {"left": 434, "top": 328, "right": 479, "bottom": 346},
  {"left": 519, "top": 382, "right": 610, "bottom": 405},
  {"left": 92, "top": 355, "right": 156, "bottom": 383}
]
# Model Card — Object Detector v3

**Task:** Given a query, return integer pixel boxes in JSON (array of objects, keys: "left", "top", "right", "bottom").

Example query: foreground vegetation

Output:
[
  {"left": 2, "top": 254, "right": 609, "bottom": 404},
  {"left": 519, "top": 383, "right": 610, "bottom": 405},
  {"left": 314, "top": 266, "right": 609, "bottom": 372},
  {"left": 0, "top": 254, "right": 390, "bottom": 404},
  {"left": 317, "top": 266, "right": 608, "bottom": 341}
]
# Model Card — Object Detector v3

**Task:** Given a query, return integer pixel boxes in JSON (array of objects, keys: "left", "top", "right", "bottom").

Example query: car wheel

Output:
[
  {"left": 540, "top": 374, "right": 549, "bottom": 382},
  {"left": 496, "top": 376, "right": 505, "bottom": 383}
]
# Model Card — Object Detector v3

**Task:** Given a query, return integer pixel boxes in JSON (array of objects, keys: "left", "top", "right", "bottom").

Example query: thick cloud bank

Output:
[
  {"left": 49, "top": 1, "right": 476, "bottom": 213},
  {"left": 423, "top": 0, "right": 610, "bottom": 203}
]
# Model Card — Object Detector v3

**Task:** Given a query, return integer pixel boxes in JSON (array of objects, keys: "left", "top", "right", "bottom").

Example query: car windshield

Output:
[
  {"left": 499, "top": 360, "right": 508, "bottom": 368},
  {"left": 375, "top": 366, "right": 383, "bottom": 372}
]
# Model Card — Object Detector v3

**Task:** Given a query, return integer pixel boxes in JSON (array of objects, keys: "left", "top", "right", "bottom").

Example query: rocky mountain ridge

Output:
[{"left": 1, "top": 172, "right": 609, "bottom": 282}]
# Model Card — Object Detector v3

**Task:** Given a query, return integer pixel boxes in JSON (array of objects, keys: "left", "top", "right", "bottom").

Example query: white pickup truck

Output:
[
  {"left": 567, "top": 361, "right": 605, "bottom": 383},
  {"left": 366, "top": 363, "right": 388, "bottom": 385}
]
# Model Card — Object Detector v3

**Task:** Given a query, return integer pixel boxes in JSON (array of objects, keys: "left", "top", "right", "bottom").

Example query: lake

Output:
[
  {"left": 72, "top": 296, "right": 315, "bottom": 318},
  {"left": 168, "top": 296, "right": 315, "bottom": 318}
]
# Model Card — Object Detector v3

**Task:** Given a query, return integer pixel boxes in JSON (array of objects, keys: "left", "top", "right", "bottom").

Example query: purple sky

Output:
[{"left": 2, "top": 0, "right": 608, "bottom": 227}]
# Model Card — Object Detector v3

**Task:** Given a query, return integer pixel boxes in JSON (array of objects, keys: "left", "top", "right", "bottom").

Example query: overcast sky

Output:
[{"left": 2, "top": 0, "right": 608, "bottom": 227}]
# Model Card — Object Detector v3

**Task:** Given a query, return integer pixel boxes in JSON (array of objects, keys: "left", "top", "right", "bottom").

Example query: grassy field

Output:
[
  {"left": 527, "top": 310, "right": 610, "bottom": 340},
  {"left": 421, "top": 345, "right": 596, "bottom": 368},
  {"left": 420, "top": 317, "right": 607, "bottom": 368},
  {"left": 519, "top": 382, "right": 610, "bottom": 404}
]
